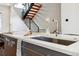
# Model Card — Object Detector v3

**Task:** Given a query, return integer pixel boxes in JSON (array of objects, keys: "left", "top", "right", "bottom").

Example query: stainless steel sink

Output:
[{"left": 31, "top": 36, "right": 76, "bottom": 46}]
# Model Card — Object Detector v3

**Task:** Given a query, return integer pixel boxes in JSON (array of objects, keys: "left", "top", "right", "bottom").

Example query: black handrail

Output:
[
  {"left": 22, "top": 3, "right": 34, "bottom": 19},
  {"left": 31, "top": 20, "right": 39, "bottom": 32}
]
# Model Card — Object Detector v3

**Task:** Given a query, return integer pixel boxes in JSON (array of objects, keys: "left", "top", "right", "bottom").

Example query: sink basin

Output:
[{"left": 31, "top": 36, "right": 76, "bottom": 46}]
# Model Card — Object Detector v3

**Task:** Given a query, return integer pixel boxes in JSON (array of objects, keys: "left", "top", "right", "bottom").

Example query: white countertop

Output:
[{"left": 3, "top": 33, "right": 79, "bottom": 56}]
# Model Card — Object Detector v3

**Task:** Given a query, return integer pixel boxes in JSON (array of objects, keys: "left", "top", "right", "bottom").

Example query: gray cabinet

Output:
[{"left": 21, "top": 41, "right": 70, "bottom": 56}]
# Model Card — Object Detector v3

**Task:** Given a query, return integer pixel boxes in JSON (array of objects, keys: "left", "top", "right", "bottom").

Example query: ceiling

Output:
[{"left": 0, "top": 3, "right": 14, "bottom": 6}]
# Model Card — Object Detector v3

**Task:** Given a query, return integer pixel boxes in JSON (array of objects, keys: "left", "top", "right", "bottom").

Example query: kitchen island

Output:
[{"left": 1, "top": 33, "right": 79, "bottom": 56}]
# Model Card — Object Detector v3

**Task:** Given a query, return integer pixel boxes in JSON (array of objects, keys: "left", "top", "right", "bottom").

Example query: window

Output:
[
  {"left": 14, "top": 3, "right": 25, "bottom": 9},
  {"left": 0, "top": 13, "right": 2, "bottom": 32}
]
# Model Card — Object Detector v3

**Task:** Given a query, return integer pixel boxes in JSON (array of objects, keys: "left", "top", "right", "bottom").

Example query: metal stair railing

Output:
[{"left": 31, "top": 20, "right": 39, "bottom": 32}]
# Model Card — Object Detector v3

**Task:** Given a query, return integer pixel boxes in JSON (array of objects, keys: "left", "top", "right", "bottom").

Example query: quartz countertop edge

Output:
[{"left": 3, "top": 34, "right": 79, "bottom": 56}]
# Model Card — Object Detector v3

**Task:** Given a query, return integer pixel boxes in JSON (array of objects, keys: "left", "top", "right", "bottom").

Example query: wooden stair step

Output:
[
  {"left": 32, "top": 6, "right": 41, "bottom": 9},
  {"left": 27, "top": 14, "right": 35, "bottom": 17},
  {"left": 28, "top": 14, "right": 35, "bottom": 16},
  {"left": 29, "top": 16, "right": 33, "bottom": 18},
  {"left": 34, "top": 3, "right": 41, "bottom": 7},
  {"left": 29, "top": 11, "right": 37, "bottom": 14},
  {"left": 29, "top": 15, "right": 34, "bottom": 18},
  {"left": 30, "top": 9, "right": 38, "bottom": 12},
  {"left": 31, "top": 7, "right": 40, "bottom": 10},
  {"left": 30, "top": 10, "right": 38, "bottom": 13},
  {"left": 28, "top": 14, "right": 34, "bottom": 16},
  {"left": 27, "top": 13, "right": 36, "bottom": 16},
  {"left": 28, "top": 13, "right": 36, "bottom": 15},
  {"left": 33, "top": 4, "right": 41, "bottom": 8},
  {"left": 26, "top": 16, "right": 33, "bottom": 18}
]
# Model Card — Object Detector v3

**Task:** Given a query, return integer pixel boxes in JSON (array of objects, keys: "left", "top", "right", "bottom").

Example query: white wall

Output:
[
  {"left": 33, "top": 3, "right": 61, "bottom": 33},
  {"left": 0, "top": 14, "right": 2, "bottom": 32},
  {"left": 61, "top": 3, "right": 79, "bottom": 34},
  {"left": 10, "top": 7, "right": 29, "bottom": 33},
  {"left": 0, "top": 5, "right": 10, "bottom": 32}
]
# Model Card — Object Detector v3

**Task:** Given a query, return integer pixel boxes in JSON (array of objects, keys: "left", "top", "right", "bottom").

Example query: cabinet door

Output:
[
  {"left": 4, "top": 37, "right": 17, "bottom": 56},
  {"left": 21, "top": 46, "right": 44, "bottom": 56},
  {"left": 0, "top": 36, "right": 17, "bottom": 56},
  {"left": 4, "top": 42, "right": 17, "bottom": 56},
  {"left": 21, "top": 41, "right": 70, "bottom": 56}
]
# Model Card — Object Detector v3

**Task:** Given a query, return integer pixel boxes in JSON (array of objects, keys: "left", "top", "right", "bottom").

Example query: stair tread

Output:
[
  {"left": 29, "top": 11, "right": 37, "bottom": 13},
  {"left": 31, "top": 8, "right": 40, "bottom": 10},
  {"left": 34, "top": 3, "right": 41, "bottom": 6},
  {"left": 29, "top": 10, "right": 38, "bottom": 13},
  {"left": 31, "top": 9, "right": 38, "bottom": 11},
  {"left": 32, "top": 6, "right": 39, "bottom": 8},
  {"left": 33, "top": 5, "right": 41, "bottom": 8},
  {"left": 28, "top": 16, "right": 33, "bottom": 18},
  {"left": 28, "top": 13, "right": 36, "bottom": 15},
  {"left": 30, "top": 10, "right": 38, "bottom": 12},
  {"left": 32, "top": 7, "right": 40, "bottom": 10},
  {"left": 27, "top": 14, "right": 35, "bottom": 17},
  {"left": 30, "top": 9, "right": 39, "bottom": 12}
]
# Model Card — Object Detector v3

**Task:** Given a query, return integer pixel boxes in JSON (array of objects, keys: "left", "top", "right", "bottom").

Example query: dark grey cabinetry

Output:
[{"left": 21, "top": 41, "right": 70, "bottom": 56}]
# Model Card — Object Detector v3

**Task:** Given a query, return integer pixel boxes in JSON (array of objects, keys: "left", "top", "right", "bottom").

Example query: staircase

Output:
[
  {"left": 22, "top": 3, "right": 42, "bottom": 32},
  {"left": 22, "top": 3, "right": 42, "bottom": 20}
]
